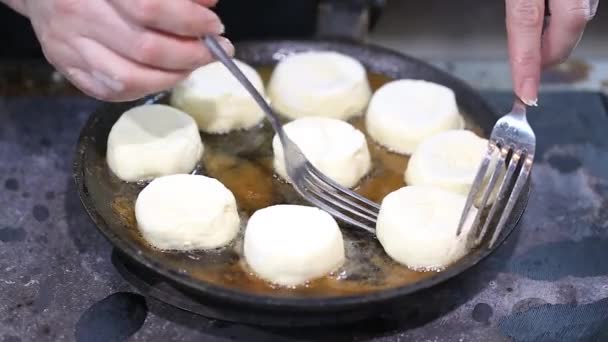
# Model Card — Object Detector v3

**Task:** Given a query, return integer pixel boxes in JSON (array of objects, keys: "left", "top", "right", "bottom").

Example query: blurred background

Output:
[{"left": 0, "top": 0, "right": 606, "bottom": 92}]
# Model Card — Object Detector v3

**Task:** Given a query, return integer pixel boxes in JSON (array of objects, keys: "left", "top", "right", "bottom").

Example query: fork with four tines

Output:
[
  {"left": 456, "top": 98, "right": 536, "bottom": 248},
  {"left": 204, "top": 36, "right": 380, "bottom": 233},
  {"left": 206, "top": 35, "right": 534, "bottom": 241}
]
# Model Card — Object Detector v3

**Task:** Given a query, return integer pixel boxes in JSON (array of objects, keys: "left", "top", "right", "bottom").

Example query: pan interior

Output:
[{"left": 77, "top": 41, "right": 524, "bottom": 301}]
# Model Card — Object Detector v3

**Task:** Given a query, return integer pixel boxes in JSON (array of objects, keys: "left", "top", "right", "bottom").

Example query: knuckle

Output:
[
  {"left": 53, "top": 0, "right": 82, "bottom": 16},
  {"left": 115, "top": 73, "right": 137, "bottom": 96},
  {"left": 510, "top": 0, "right": 543, "bottom": 28},
  {"left": 134, "top": 34, "right": 160, "bottom": 64},
  {"left": 68, "top": 69, "right": 118, "bottom": 101},
  {"left": 132, "top": 0, "right": 162, "bottom": 25}
]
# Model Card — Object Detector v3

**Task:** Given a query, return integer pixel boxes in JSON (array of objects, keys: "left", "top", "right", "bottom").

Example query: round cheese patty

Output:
[
  {"left": 376, "top": 185, "right": 476, "bottom": 270},
  {"left": 106, "top": 104, "right": 203, "bottom": 182},
  {"left": 135, "top": 174, "right": 240, "bottom": 250},
  {"left": 267, "top": 51, "right": 372, "bottom": 120},
  {"left": 171, "top": 59, "right": 265, "bottom": 133},
  {"left": 244, "top": 205, "right": 345, "bottom": 286},
  {"left": 366, "top": 79, "right": 464, "bottom": 155},
  {"left": 272, "top": 117, "right": 372, "bottom": 188},
  {"left": 406, "top": 130, "right": 490, "bottom": 195}
]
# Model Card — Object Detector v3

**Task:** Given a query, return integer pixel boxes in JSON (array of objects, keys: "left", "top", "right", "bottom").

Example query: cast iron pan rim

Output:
[{"left": 74, "top": 39, "right": 528, "bottom": 311}]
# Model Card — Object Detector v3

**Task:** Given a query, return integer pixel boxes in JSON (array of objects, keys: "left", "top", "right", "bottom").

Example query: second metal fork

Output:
[
  {"left": 456, "top": 98, "right": 536, "bottom": 248},
  {"left": 204, "top": 36, "right": 380, "bottom": 233}
]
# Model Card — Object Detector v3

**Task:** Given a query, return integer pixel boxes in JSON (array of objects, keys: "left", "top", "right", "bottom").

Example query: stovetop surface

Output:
[{"left": 1, "top": 66, "right": 608, "bottom": 341}]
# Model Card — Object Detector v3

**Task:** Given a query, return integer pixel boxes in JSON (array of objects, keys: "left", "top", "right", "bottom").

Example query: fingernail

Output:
[
  {"left": 91, "top": 70, "right": 125, "bottom": 92},
  {"left": 209, "top": 21, "right": 224, "bottom": 35},
  {"left": 519, "top": 77, "right": 539, "bottom": 107},
  {"left": 524, "top": 98, "right": 538, "bottom": 107},
  {"left": 217, "top": 37, "right": 234, "bottom": 56}
]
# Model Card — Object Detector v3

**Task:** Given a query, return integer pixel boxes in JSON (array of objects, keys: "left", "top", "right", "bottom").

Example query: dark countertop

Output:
[{"left": 1, "top": 69, "right": 608, "bottom": 341}]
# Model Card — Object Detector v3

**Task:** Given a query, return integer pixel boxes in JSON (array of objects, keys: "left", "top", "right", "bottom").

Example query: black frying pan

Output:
[{"left": 74, "top": 40, "right": 529, "bottom": 326}]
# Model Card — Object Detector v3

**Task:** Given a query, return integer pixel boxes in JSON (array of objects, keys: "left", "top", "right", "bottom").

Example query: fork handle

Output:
[
  {"left": 512, "top": 97, "right": 527, "bottom": 117},
  {"left": 203, "top": 36, "right": 286, "bottom": 139}
]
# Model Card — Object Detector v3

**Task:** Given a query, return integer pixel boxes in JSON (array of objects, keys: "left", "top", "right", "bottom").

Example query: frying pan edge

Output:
[{"left": 73, "top": 38, "right": 529, "bottom": 311}]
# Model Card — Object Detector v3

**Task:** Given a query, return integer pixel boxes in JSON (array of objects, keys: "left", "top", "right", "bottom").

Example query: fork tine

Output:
[
  {"left": 475, "top": 147, "right": 518, "bottom": 246},
  {"left": 307, "top": 165, "right": 380, "bottom": 210},
  {"left": 306, "top": 196, "right": 376, "bottom": 233},
  {"left": 305, "top": 166, "right": 379, "bottom": 217},
  {"left": 299, "top": 185, "right": 376, "bottom": 233},
  {"left": 456, "top": 143, "right": 496, "bottom": 236},
  {"left": 488, "top": 155, "right": 532, "bottom": 248},
  {"left": 468, "top": 149, "right": 503, "bottom": 237},
  {"left": 301, "top": 173, "right": 378, "bottom": 222}
]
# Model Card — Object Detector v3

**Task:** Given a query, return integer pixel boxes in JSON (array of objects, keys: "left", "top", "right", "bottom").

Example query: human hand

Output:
[
  {"left": 23, "top": 0, "right": 233, "bottom": 101},
  {"left": 505, "top": 0, "right": 598, "bottom": 105}
]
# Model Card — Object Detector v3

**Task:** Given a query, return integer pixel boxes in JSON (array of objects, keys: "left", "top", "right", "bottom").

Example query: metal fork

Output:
[
  {"left": 204, "top": 36, "right": 380, "bottom": 233},
  {"left": 456, "top": 98, "right": 536, "bottom": 248}
]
